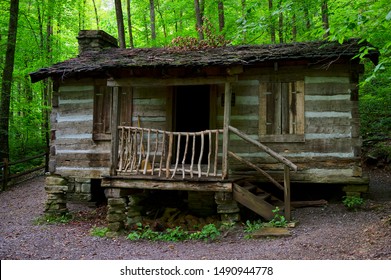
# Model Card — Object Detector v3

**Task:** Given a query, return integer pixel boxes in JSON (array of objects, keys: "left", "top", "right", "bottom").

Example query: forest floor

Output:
[{"left": 0, "top": 168, "right": 390, "bottom": 260}]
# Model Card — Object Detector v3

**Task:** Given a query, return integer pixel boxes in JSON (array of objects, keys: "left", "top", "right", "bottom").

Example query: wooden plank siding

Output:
[
  {"left": 221, "top": 70, "right": 366, "bottom": 184},
  {"left": 51, "top": 80, "right": 111, "bottom": 178}
]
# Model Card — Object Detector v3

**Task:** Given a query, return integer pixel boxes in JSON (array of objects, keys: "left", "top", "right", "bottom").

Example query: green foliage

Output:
[
  {"left": 90, "top": 226, "right": 109, "bottom": 237},
  {"left": 126, "top": 222, "right": 220, "bottom": 242},
  {"left": 268, "top": 207, "right": 287, "bottom": 228},
  {"left": 342, "top": 196, "right": 365, "bottom": 211},
  {"left": 243, "top": 219, "right": 264, "bottom": 233},
  {"left": 33, "top": 213, "right": 73, "bottom": 225},
  {"left": 360, "top": 68, "right": 391, "bottom": 163}
]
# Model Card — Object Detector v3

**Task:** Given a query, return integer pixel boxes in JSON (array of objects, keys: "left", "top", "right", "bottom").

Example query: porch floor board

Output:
[{"left": 101, "top": 175, "right": 245, "bottom": 192}]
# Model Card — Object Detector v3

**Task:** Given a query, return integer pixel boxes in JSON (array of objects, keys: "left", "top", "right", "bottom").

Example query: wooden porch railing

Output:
[
  {"left": 115, "top": 125, "right": 296, "bottom": 220},
  {"left": 116, "top": 126, "right": 224, "bottom": 179}
]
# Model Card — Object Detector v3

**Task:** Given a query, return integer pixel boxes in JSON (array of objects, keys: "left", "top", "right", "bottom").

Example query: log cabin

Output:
[{"left": 30, "top": 30, "right": 379, "bottom": 231}]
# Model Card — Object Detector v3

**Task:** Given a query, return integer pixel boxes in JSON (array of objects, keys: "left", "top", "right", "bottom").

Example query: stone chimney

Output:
[{"left": 77, "top": 30, "right": 118, "bottom": 54}]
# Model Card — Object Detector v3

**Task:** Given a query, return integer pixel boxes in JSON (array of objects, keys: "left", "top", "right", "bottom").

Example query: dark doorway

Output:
[{"left": 174, "top": 85, "right": 210, "bottom": 164}]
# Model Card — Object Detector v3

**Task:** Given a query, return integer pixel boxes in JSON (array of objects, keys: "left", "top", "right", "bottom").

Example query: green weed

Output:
[
  {"left": 343, "top": 196, "right": 364, "bottom": 211},
  {"left": 33, "top": 213, "right": 73, "bottom": 225},
  {"left": 90, "top": 226, "right": 109, "bottom": 237}
]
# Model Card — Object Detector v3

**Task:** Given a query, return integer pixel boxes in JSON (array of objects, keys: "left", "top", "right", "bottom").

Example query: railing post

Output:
[
  {"left": 110, "top": 86, "right": 120, "bottom": 176},
  {"left": 284, "top": 165, "right": 291, "bottom": 221},
  {"left": 222, "top": 82, "right": 232, "bottom": 179}
]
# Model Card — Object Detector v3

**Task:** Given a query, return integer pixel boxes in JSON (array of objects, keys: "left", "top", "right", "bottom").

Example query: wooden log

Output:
[
  {"left": 106, "top": 178, "right": 233, "bottom": 192},
  {"left": 291, "top": 199, "right": 328, "bottom": 208}
]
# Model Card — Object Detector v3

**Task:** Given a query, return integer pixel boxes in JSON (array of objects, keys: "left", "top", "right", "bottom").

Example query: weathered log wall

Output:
[
  {"left": 221, "top": 64, "right": 365, "bottom": 184},
  {"left": 50, "top": 79, "right": 110, "bottom": 179}
]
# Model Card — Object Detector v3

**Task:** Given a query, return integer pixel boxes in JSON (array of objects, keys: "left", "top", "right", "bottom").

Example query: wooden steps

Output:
[{"left": 233, "top": 183, "right": 277, "bottom": 221}]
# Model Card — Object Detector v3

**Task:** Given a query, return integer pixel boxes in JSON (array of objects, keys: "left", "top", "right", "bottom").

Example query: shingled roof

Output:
[{"left": 29, "top": 38, "right": 379, "bottom": 83}]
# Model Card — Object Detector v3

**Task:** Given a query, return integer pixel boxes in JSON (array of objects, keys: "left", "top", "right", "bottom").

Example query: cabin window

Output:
[
  {"left": 93, "top": 86, "right": 132, "bottom": 140},
  {"left": 259, "top": 81, "right": 305, "bottom": 142}
]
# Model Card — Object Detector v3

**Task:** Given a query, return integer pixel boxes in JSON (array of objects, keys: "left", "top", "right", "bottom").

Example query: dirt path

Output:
[{"left": 1, "top": 169, "right": 390, "bottom": 260}]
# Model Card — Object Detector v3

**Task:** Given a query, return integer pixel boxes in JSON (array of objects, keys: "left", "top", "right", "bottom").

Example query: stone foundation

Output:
[
  {"left": 66, "top": 177, "right": 92, "bottom": 202},
  {"left": 215, "top": 191, "right": 240, "bottom": 223},
  {"left": 45, "top": 175, "right": 68, "bottom": 215}
]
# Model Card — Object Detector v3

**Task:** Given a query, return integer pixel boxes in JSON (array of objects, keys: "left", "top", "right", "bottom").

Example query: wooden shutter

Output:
[
  {"left": 93, "top": 86, "right": 112, "bottom": 139},
  {"left": 259, "top": 81, "right": 304, "bottom": 142},
  {"left": 119, "top": 87, "right": 133, "bottom": 126}
]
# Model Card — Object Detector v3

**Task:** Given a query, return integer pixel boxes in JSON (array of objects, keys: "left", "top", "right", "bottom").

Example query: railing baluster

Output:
[
  {"left": 207, "top": 131, "right": 212, "bottom": 177},
  {"left": 182, "top": 133, "right": 189, "bottom": 178},
  {"left": 198, "top": 132, "right": 205, "bottom": 178},
  {"left": 190, "top": 134, "right": 196, "bottom": 178},
  {"left": 151, "top": 130, "right": 159, "bottom": 175},
  {"left": 166, "top": 132, "right": 173, "bottom": 178},
  {"left": 172, "top": 133, "right": 181, "bottom": 178},
  {"left": 214, "top": 130, "right": 219, "bottom": 176},
  {"left": 159, "top": 132, "right": 166, "bottom": 177}
]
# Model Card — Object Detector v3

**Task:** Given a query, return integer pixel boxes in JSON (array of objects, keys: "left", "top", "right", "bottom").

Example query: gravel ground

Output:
[{"left": 1, "top": 169, "right": 390, "bottom": 260}]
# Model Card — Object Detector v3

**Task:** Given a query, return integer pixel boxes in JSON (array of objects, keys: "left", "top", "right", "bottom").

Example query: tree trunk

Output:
[
  {"left": 268, "top": 0, "right": 276, "bottom": 43},
  {"left": 292, "top": 13, "right": 297, "bottom": 42},
  {"left": 194, "top": 0, "right": 204, "bottom": 40},
  {"left": 92, "top": 0, "right": 100, "bottom": 29},
  {"left": 241, "top": 0, "right": 247, "bottom": 43},
  {"left": 115, "top": 0, "right": 126, "bottom": 48},
  {"left": 0, "top": 0, "right": 19, "bottom": 160},
  {"left": 218, "top": 0, "right": 225, "bottom": 32},
  {"left": 278, "top": 0, "right": 283, "bottom": 43},
  {"left": 322, "top": 0, "right": 330, "bottom": 38},
  {"left": 149, "top": 0, "right": 156, "bottom": 43},
  {"left": 126, "top": 0, "right": 134, "bottom": 48}
]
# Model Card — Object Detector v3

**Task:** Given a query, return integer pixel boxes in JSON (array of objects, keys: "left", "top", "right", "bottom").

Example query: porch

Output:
[{"left": 101, "top": 82, "right": 297, "bottom": 227}]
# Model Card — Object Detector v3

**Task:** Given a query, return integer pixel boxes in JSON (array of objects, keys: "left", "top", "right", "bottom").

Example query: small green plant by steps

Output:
[
  {"left": 33, "top": 213, "right": 73, "bottom": 225},
  {"left": 343, "top": 196, "right": 364, "bottom": 211},
  {"left": 268, "top": 207, "right": 287, "bottom": 228},
  {"left": 90, "top": 226, "right": 109, "bottom": 237}
]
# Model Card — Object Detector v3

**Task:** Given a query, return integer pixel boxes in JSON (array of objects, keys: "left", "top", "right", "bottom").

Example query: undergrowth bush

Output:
[{"left": 126, "top": 223, "right": 220, "bottom": 242}]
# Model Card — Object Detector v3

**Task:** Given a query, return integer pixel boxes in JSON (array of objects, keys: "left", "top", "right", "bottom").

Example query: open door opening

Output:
[{"left": 174, "top": 85, "right": 210, "bottom": 164}]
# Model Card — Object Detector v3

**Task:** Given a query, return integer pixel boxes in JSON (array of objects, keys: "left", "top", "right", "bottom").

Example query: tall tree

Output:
[
  {"left": 126, "top": 0, "right": 134, "bottom": 47},
  {"left": 321, "top": 0, "right": 330, "bottom": 38},
  {"left": 218, "top": 0, "right": 225, "bottom": 32},
  {"left": 268, "top": 0, "right": 276, "bottom": 43},
  {"left": 278, "top": 0, "right": 283, "bottom": 43},
  {"left": 0, "top": 0, "right": 19, "bottom": 160},
  {"left": 114, "top": 0, "right": 126, "bottom": 48},
  {"left": 92, "top": 0, "right": 100, "bottom": 29},
  {"left": 149, "top": 0, "right": 156, "bottom": 43},
  {"left": 194, "top": 0, "right": 204, "bottom": 40}
]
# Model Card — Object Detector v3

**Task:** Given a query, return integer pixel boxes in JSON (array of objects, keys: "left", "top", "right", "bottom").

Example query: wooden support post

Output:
[
  {"left": 110, "top": 87, "right": 120, "bottom": 176},
  {"left": 222, "top": 82, "right": 232, "bottom": 179},
  {"left": 284, "top": 165, "right": 291, "bottom": 221}
]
